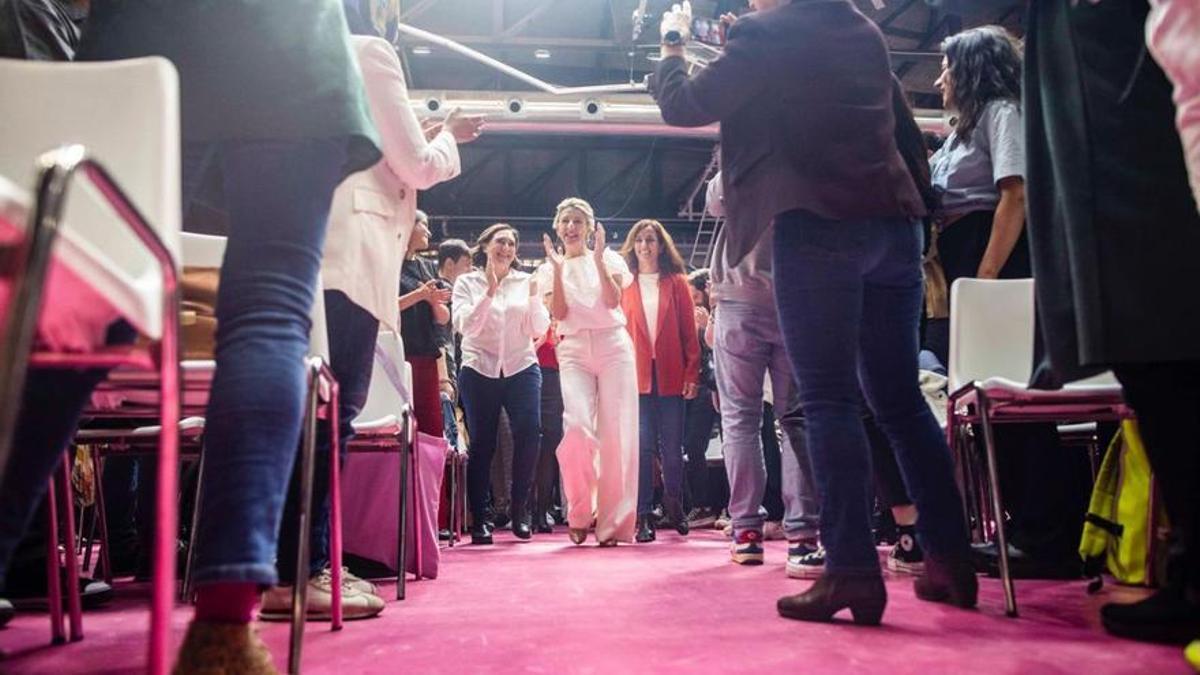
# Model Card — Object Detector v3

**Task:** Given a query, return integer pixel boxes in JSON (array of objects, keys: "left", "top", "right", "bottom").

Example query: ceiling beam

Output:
[
  {"left": 399, "top": 0, "right": 439, "bottom": 22},
  {"left": 500, "top": 0, "right": 561, "bottom": 38}
]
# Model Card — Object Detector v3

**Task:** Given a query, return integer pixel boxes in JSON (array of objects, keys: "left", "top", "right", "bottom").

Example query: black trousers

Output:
[
  {"left": 534, "top": 366, "right": 563, "bottom": 520},
  {"left": 1113, "top": 361, "right": 1200, "bottom": 591},
  {"left": 682, "top": 385, "right": 719, "bottom": 512}
]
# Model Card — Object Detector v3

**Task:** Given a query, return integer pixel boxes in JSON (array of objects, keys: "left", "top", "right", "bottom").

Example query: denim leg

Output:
[
  {"left": 773, "top": 218, "right": 878, "bottom": 576},
  {"left": 502, "top": 364, "right": 542, "bottom": 514},
  {"left": 656, "top": 394, "right": 687, "bottom": 506},
  {"left": 276, "top": 290, "right": 378, "bottom": 582},
  {"left": 637, "top": 387, "right": 660, "bottom": 517},
  {"left": 190, "top": 139, "right": 346, "bottom": 586},
  {"left": 855, "top": 220, "right": 969, "bottom": 562},
  {"left": 459, "top": 367, "right": 503, "bottom": 523},
  {"left": 713, "top": 300, "right": 771, "bottom": 536}
]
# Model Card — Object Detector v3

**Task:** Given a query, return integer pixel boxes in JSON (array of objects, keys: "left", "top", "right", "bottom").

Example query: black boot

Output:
[
  {"left": 533, "top": 511, "right": 554, "bottom": 534},
  {"left": 666, "top": 499, "right": 689, "bottom": 536},
  {"left": 511, "top": 504, "right": 533, "bottom": 540},
  {"left": 777, "top": 574, "right": 887, "bottom": 625},
  {"left": 1101, "top": 545, "right": 1200, "bottom": 644},
  {"left": 470, "top": 520, "right": 494, "bottom": 545},
  {"left": 636, "top": 517, "right": 656, "bottom": 543},
  {"left": 914, "top": 555, "right": 978, "bottom": 609}
]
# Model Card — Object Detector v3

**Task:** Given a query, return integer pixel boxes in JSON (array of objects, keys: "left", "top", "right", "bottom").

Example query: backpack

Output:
[{"left": 1079, "top": 420, "right": 1169, "bottom": 591}]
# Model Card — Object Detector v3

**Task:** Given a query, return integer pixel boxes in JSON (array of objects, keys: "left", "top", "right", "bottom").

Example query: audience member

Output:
[
  {"left": 266, "top": 26, "right": 477, "bottom": 621},
  {"left": 652, "top": 0, "right": 973, "bottom": 624},
  {"left": 533, "top": 317, "right": 564, "bottom": 533},
  {"left": 453, "top": 224, "right": 548, "bottom": 544},
  {"left": 682, "top": 270, "right": 720, "bottom": 528},
  {"left": 538, "top": 198, "right": 637, "bottom": 546},
  {"left": 1024, "top": 0, "right": 1200, "bottom": 644},
  {"left": 619, "top": 219, "right": 700, "bottom": 542},
  {"left": 398, "top": 212, "right": 452, "bottom": 435}
]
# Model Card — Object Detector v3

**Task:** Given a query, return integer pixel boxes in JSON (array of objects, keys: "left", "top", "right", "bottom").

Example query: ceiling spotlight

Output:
[
  {"left": 534, "top": 49, "right": 551, "bottom": 59},
  {"left": 412, "top": 45, "right": 432, "bottom": 55}
]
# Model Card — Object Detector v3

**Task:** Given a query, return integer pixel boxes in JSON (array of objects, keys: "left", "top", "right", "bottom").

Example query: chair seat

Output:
[
  {"left": 75, "top": 416, "right": 205, "bottom": 442},
  {"left": 952, "top": 378, "right": 1129, "bottom": 421},
  {"left": 351, "top": 414, "right": 402, "bottom": 436}
]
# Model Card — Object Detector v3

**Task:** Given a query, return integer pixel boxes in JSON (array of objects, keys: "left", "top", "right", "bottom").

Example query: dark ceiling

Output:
[{"left": 395, "top": 0, "right": 1024, "bottom": 258}]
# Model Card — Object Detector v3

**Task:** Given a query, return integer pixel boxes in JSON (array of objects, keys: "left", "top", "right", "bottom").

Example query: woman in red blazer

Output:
[{"left": 620, "top": 219, "right": 701, "bottom": 542}]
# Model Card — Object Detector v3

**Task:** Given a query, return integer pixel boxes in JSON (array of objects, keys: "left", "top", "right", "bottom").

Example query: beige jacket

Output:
[{"left": 322, "top": 36, "right": 461, "bottom": 331}]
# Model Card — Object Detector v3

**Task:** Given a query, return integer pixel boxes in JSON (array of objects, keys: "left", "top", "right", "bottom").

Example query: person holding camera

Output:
[
  {"left": 452, "top": 224, "right": 549, "bottom": 544},
  {"left": 650, "top": 0, "right": 973, "bottom": 626}
]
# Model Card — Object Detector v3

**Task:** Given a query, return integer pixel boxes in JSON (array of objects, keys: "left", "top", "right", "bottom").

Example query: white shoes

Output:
[{"left": 260, "top": 568, "right": 384, "bottom": 621}]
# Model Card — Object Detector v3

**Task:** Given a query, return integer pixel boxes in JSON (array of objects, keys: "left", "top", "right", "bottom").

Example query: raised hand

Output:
[
  {"left": 485, "top": 264, "right": 500, "bottom": 297},
  {"left": 542, "top": 233, "right": 564, "bottom": 268},
  {"left": 528, "top": 277, "right": 540, "bottom": 298},
  {"left": 592, "top": 222, "right": 607, "bottom": 266},
  {"left": 423, "top": 279, "right": 451, "bottom": 305},
  {"left": 444, "top": 107, "right": 485, "bottom": 144}
]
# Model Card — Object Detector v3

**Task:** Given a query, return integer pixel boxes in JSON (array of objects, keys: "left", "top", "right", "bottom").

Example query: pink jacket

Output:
[{"left": 1147, "top": 0, "right": 1200, "bottom": 210}]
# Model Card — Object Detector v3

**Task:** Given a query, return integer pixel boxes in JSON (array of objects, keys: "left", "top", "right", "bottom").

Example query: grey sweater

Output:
[{"left": 705, "top": 173, "right": 776, "bottom": 307}]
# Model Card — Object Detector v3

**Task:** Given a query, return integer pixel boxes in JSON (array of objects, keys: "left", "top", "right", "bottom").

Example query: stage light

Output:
[
  {"left": 581, "top": 98, "right": 604, "bottom": 120},
  {"left": 505, "top": 97, "right": 527, "bottom": 117},
  {"left": 424, "top": 97, "right": 443, "bottom": 113},
  {"left": 412, "top": 45, "right": 432, "bottom": 55},
  {"left": 534, "top": 49, "right": 551, "bottom": 59}
]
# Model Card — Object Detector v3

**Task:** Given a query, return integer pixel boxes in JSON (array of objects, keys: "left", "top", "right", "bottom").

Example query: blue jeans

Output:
[
  {"left": 190, "top": 139, "right": 346, "bottom": 586},
  {"left": 713, "top": 299, "right": 820, "bottom": 540},
  {"left": 772, "top": 211, "right": 969, "bottom": 576},
  {"left": 458, "top": 364, "right": 542, "bottom": 522},
  {"left": 637, "top": 371, "right": 687, "bottom": 516},
  {"left": 275, "top": 290, "right": 378, "bottom": 583}
]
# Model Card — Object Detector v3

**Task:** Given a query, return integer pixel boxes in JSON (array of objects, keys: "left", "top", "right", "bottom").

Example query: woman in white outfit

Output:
[
  {"left": 538, "top": 198, "right": 638, "bottom": 546},
  {"left": 453, "top": 224, "right": 550, "bottom": 545}
]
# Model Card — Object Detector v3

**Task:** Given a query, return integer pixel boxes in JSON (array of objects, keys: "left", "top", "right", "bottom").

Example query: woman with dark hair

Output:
[
  {"left": 618, "top": 220, "right": 701, "bottom": 542},
  {"left": 930, "top": 26, "right": 1028, "bottom": 303},
  {"left": 452, "top": 224, "right": 549, "bottom": 543}
]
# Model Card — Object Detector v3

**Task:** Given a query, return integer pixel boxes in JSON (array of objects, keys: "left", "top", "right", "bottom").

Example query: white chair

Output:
[
  {"left": 344, "top": 329, "right": 416, "bottom": 598},
  {"left": 0, "top": 57, "right": 181, "bottom": 671},
  {"left": 946, "top": 278, "right": 1129, "bottom": 617}
]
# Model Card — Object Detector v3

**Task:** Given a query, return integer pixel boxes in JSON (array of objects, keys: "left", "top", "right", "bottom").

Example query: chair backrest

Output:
[
  {"left": 358, "top": 330, "right": 411, "bottom": 425},
  {"left": 180, "top": 232, "right": 329, "bottom": 361},
  {"left": 948, "top": 278, "right": 1035, "bottom": 393},
  {"left": 0, "top": 57, "right": 181, "bottom": 338}
]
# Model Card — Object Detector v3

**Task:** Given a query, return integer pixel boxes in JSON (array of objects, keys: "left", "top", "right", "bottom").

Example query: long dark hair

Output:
[
  {"left": 620, "top": 219, "right": 687, "bottom": 275},
  {"left": 473, "top": 223, "right": 521, "bottom": 269},
  {"left": 941, "top": 25, "right": 1022, "bottom": 140}
]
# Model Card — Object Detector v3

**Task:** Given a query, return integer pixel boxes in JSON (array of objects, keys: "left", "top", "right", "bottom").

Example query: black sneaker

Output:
[
  {"left": 685, "top": 507, "right": 717, "bottom": 529},
  {"left": 887, "top": 526, "right": 925, "bottom": 574},
  {"left": 786, "top": 543, "right": 825, "bottom": 579}
]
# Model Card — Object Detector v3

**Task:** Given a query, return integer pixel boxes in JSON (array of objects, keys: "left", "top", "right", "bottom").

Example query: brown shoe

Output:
[
  {"left": 173, "top": 621, "right": 277, "bottom": 675},
  {"left": 569, "top": 528, "right": 588, "bottom": 545}
]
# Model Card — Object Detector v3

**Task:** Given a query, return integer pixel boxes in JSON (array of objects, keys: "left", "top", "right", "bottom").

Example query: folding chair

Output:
[
  {"left": 0, "top": 57, "right": 181, "bottom": 673},
  {"left": 945, "top": 278, "right": 1130, "bottom": 617}
]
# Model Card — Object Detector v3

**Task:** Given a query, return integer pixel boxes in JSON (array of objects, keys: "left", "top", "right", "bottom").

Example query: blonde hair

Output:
[{"left": 553, "top": 197, "right": 596, "bottom": 233}]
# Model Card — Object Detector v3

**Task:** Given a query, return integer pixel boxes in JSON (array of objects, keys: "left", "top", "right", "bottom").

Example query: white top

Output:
[
  {"left": 638, "top": 273, "right": 661, "bottom": 346},
  {"left": 537, "top": 249, "right": 633, "bottom": 335},
  {"left": 452, "top": 269, "right": 550, "bottom": 378},
  {"left": 322, "top": 36, "right": 461, "bottom": 331}
]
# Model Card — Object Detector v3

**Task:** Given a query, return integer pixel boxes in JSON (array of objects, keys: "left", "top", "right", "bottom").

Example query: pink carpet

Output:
[{"left": 0, "top": 529, "right": 1190, "bottom": 673}]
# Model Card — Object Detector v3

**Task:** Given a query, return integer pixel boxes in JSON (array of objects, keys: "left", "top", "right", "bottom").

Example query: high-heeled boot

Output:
[
  {"left": 777, "top": 574, "right": 887, "bottom": 625},
  {"left": 914, "top": 555, "right": 978, "bottom": 609}
]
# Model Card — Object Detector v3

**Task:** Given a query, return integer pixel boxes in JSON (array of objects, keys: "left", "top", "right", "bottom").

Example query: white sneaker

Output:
[
  {"left": 337, "top": 567, "right": 378, "bottom": 596},
  {"left": 763, "top": 521, "right": 786, "bottom": 541},
  {"left": 260, "top": 569, "right": 384, "bottom": 621}
]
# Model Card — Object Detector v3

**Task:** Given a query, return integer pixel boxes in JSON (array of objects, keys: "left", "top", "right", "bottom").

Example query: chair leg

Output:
[
  {"left": 90, "top": 450, "right": 114, "bottom": 585},
  {"left": 45, "top": 471, "right": 65, "bottom": 645},
  {"left": 976, "top": 387, "right": 1017, "bottom": 618},
  {"left": 58, "top": 460, "right": 84, "bottom": 642},
  {"left": 411, "top": 430, "right": 422, "bottom": 583},
  {"left": 182, "top": 453, "right": 206, "bottom": 603},
  {"left": 288, "top": 363, "right": 320, "bottom": 675},
  {"left": 396, "top": 416, "right": 411, "bottom": 601},
  {"left": 447, "top": 455, "right": 456, "bottom": 549},
  {"left": 327, "top": 382, "right": 343, "bottom": 632}
]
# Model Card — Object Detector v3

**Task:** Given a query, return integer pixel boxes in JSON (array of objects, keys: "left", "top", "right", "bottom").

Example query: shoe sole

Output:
[
  {"left": 731, "top": 552, "right": 765, "bottom": 565},
  {"left": 259, "top": 607, "right": 383, "bottom": 622},
  {"left": 1101, "top": 617, "right": 1200, "bottom": 646},
  {"left": 786, "top": 564, "right": 824, "bottom": 580},
  {"left": 886, "top": 557, "right": 925, "bottom": 575}
]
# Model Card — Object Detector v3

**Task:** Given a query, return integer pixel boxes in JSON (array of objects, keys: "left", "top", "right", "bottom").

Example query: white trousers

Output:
[{"left": 555, "top": 326, "right": 639, "bottom": 543}]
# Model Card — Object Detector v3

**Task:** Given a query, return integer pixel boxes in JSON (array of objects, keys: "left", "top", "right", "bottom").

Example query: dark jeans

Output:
[
  {"left": 0, "top": 321, "right": 135, "bottom": 589},
  {"left": 1113, "top": 361, "right": 1200, "bottom": 592},
  {"left": 773, "top": 212, "right": 970, "bottom": 576},
  {"left": 459, "top": 364, "right": 542, "bottom": 523},
  {"left": 637, "top": 371, "right": 687, "bottom": 516},
  {"left": 761, "top": 403, "right": 784, "bottom": 521},
  {"left": 682, "top": 385, "right": 718, "bottom": 511},
  {"left": 276, "top": 290, "right": 378, "bottom": 583},
  {"left": 189, "top": 139, "right": 346, "bottom": 586},
  {"left": 534, "top": 366, "right": 564, "bottom": 519}
]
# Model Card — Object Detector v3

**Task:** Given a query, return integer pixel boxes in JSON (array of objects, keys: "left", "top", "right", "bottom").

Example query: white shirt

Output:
[
  {"left": 537, "top": 249, "right": 633, "bottom": 336},
  {"left": 452, "top": 269, "right": 550, "bottom": 378},
  {"left": 638, "top": 273, "right": 660, "bottom": 346}
]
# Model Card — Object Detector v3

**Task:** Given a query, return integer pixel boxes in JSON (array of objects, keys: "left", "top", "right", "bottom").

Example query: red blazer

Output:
[{"left": 621, "top": 272, "right": 700, "bottom": 397}]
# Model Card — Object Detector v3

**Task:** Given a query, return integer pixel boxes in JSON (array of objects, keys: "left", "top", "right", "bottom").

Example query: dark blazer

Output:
[
  {"left": 1025, "top": 0, "right": 1200, "bottom": 384},
  {"left": 650, "top": 0, "right": 924, "bottom": 266},
  {"left": 77, "top": 0, "right": 380, "bottom": 179},
  {"left": 621, "top": 273, "right": 701, "bottom": 397}
]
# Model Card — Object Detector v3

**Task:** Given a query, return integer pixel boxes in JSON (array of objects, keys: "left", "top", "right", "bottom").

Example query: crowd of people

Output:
[{"left": 0, "top": 0, "right": 1197, "bottom": 671}]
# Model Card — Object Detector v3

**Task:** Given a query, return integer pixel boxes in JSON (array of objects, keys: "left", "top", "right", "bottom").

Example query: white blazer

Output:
[{"left": 322, "top": 36, "right": 461, "bottom": 331}]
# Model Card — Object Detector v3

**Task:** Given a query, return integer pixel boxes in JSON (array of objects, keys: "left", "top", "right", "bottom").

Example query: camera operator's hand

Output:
[
  {"left": 444, "top": 107, "right": 485, "bottom": 144},
  {"left": 660, "top": 1, "right": 693, "bottom": 46},
  {"left": 719, "top": 12, "right": 738, "bottom": 29}
]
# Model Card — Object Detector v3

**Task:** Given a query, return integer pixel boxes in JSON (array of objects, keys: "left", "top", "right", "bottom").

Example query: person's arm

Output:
[
  {"left": 522, "top": 276, "right": 551, "bottom": 339},
  {"left": 1147, "top": 0, "right": 1200, "bottom": 210},
  {"left": 704, "top": 304, "right": 717, "bottom": 349},
  {"left": 356, "top": 37, "right": 466, "bottom": 189},
  {"left": 452, "top": 274, "right": 494, "bottom": 339},
  {"left": 594, "top": 224, "right": 624, "bottom": 310},
  {"left": 678, "top": 278, "right": 701, "bottom": 399},
  {"left": 977, "top": 177, "right": 1025, "bottom": 279},
  {"left": 542, "top": 235, "right": 570, "bottom": 320},
  {"left": 398, "top": 279, "right": 438, "bottom": 311},
  {"left": 648, "top": 19, "right": 770, "bottom": 128},
  {"left": 705, "top": 171, "right": 725, "bottom": 218},
  {"left": 431, "top": 300, "right": 450, "bottom": 326}
]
